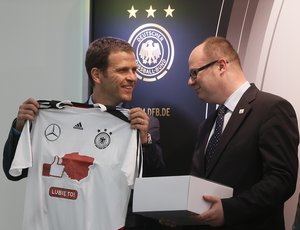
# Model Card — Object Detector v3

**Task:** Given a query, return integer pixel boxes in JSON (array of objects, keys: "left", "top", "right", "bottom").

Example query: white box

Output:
[{"left": 133, "top": 175, "right": 233, "bottom": 225}]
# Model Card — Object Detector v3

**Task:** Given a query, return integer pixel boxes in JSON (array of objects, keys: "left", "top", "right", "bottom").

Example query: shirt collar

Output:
[
  {"left": 88, "top": 95, "right": 93, "bottom": 105},
  {"left": 88, "top": 94, "right": 123, "bottom": 107},
  {"left": 224, "top": 81, "right": 250, "bottom": 112}
]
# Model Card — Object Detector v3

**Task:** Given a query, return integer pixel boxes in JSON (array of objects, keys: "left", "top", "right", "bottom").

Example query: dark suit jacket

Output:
[
  {"left": 140, "top": 115, "right": 165, "bottom": 177},
  {"left": 189, "top": 84, "right": 299, "bottom": 230},
  {"left": 125, "top": 115, "right": 166, "bottom": 229}
]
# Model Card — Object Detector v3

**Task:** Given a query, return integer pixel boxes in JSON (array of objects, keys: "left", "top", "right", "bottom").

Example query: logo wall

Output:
[
  {"left": 128, "top": 23, "right": 174, "bottom": 82},
  {"left": 91, "top": 0, "right": 235, "bottom": 175}
]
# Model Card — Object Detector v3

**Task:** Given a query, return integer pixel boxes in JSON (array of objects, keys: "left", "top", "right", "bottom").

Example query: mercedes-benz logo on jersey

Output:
[
  {"left": 94, "top": 129, "right": 112, "bottom": 149},
  {"left": 45, "top": 124, "right": 61, "bottom": 141},
  {"left": 128, "top": 23, "right": 174, "bottom": 82}
]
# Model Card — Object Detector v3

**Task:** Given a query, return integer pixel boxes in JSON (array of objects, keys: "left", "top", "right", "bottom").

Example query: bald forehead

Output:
[{"left": 189, "top": 43, "right": 206, "bottom": 63}]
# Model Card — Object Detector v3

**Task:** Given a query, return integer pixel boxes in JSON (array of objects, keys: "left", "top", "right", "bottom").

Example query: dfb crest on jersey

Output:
[
  {"left": 128, "top": 23, "right": 174, "bottom": 82},
  {"left": 94, "top": 129, "right": 112, "bottom": 149}
]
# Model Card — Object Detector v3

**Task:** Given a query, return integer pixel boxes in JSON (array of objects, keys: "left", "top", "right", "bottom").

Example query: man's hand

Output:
[
  {"left": 16, "top": 98, "right": 39, "bottom": 131},
  {"left": 190, "top": 195, "right": 224, "bottom": 227},
  {"left": 129, "top": 107, "right": 149, "bottom": 144}
]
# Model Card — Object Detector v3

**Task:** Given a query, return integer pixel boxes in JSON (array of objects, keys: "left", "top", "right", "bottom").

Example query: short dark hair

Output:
[{"left": 85, "top": 37, "right": 134, "bottom": 87}]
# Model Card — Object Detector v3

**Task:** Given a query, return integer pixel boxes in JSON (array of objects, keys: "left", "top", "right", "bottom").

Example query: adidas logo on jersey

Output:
[{"left": 73, "top": 122, "right": 83, "bottom": 130}]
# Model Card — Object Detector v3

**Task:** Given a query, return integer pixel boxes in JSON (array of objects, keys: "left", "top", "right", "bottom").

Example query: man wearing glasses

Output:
[{"left": 163, "top": 36, "right": 299, "bottom": 229}]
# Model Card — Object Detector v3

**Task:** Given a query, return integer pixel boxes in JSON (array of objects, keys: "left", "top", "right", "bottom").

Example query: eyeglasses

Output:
[{"left": 189, "top": 60, "right": 218, "bottom": 80}]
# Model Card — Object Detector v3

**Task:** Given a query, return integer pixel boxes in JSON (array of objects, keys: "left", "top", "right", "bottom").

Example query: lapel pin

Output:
[{"left": 239, "top": 109, "right": 244, "bottom": 114}]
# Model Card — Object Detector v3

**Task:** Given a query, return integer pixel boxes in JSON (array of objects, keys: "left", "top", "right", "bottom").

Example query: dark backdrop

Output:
[{"left": 90, "top": 0, "right": 234, "bottom": 175}]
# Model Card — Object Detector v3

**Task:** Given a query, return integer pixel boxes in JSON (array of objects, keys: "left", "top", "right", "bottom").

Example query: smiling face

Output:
[
  {"left": 92, "top": 51, "right": 138, "bottom": 105},
  {"left": 188, "top": 44, "right": 221, "bottom": 103},
  {"left": 187, "top": 37, "right": 248, "bottom": 105}
]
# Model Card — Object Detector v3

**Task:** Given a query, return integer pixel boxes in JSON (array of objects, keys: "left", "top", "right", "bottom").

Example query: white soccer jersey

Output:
[{"left": 10, "top": 101, "right": 142, "bottom": 230}]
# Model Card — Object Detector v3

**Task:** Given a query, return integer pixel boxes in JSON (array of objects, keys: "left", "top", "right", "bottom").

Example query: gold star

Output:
[
  {"left": 164, "top": 4, "right": 175, "bottom": 17},
  {"left": 146, "top": 5, "right": 156, "bottom": 18},
  {"left": 127, "top": 5, "right": 138, "bottom": 18}
]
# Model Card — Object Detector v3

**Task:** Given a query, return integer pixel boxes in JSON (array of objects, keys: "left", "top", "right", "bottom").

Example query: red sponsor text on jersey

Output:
[{"left": 49, "top": 187, "right": 78, "bottom": 200}]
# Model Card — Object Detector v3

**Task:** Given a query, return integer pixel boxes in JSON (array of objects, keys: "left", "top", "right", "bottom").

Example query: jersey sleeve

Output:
[
  {"left": 121, "top": 130, "right": 142, "bottom": 187},
  {"left": 9, "top": 120, "right": 33, "bottom": 177}
]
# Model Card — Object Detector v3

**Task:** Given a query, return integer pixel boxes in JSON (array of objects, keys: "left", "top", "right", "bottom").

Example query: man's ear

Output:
[
  {"left": 91, "top": 67, "right": 102, "bottom": 84},
  {"left": 218, "top": 59, "right": 227, "bottom": 71}
]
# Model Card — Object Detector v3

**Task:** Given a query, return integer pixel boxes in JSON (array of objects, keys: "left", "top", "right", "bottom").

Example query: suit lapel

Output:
[{"left": 205, "top": 84, "right": 258, "bottom": 176}]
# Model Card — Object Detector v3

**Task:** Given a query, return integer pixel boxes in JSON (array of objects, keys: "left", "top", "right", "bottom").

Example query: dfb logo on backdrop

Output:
[
  {"left": 128, "top": 23, "right": 174, "bottom": 82},
  {"left": 91, "top": 0, "right": 235, "bottom": 175}
]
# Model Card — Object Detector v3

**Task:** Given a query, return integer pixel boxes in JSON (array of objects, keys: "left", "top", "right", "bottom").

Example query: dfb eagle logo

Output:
[
  {"left": 139, "top": 40, "right": 161, "bottom": 65},
  {"left": 129, "top": 23, "right": 174, "bottom": 82}
]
